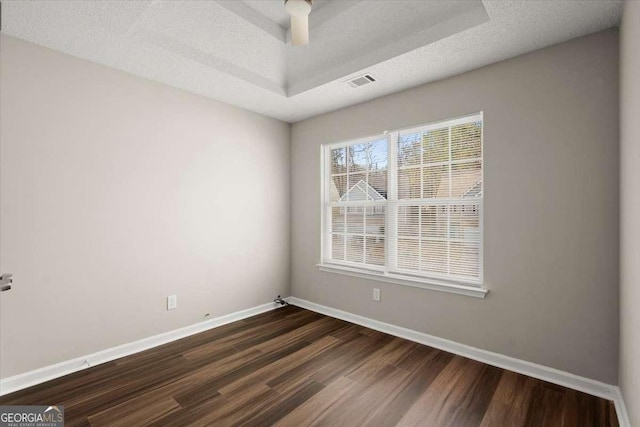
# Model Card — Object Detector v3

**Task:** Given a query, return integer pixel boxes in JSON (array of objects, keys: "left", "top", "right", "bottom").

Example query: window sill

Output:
[{"left": 317, "top": 263, "right": 488, "bottom": 299}]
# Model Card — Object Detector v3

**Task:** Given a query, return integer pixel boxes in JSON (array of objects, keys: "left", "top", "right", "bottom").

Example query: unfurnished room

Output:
[{"left": 0, "top": 0, "right": 639, "bottom": 426}]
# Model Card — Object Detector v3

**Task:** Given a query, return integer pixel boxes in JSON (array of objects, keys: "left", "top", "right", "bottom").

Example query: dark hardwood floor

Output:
[{"left": 0, "top": 306, "right": 618, "bottom": 426}]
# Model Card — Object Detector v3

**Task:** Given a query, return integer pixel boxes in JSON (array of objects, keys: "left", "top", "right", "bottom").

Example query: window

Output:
[{"left": 321, "top": 113, "right": 484, "bottom": 294}]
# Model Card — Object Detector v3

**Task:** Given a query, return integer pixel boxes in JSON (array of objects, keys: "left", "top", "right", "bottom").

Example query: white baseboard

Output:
[
  {"left": 0, "top": 301, "right": 283, "bottom": 397},
  {"left": 613, "top": 387, "right": 632, "bottom": 427},
  {"left": 288, "top": 297, "right": 629, "bottom": 427}
]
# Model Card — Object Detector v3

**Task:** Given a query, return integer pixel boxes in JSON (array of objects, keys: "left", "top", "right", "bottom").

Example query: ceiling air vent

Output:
[{"left": 346, "top": 74, "right": 376, "bottom": 88}]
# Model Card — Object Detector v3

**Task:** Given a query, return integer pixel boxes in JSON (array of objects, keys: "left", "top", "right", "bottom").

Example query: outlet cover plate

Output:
[{"left": 167, "top": 295, "right": 177, "bottom": 310}]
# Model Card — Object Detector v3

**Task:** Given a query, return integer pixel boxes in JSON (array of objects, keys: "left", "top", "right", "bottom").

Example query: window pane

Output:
[
  {"left": 346, "top": 235, "right": 364, "bottom": 263},
  {"left": 366, "top": 236, "right": 385, "bottom": 266},
  {"left": 450, "top": 203, "right": 480, "bottom": 278},
  {"left": 398, "top": 133, "right": 421, "bottom": 167},
  {"left": 398, "top": 206, "right": 419, "bottom": 237},
  {"left": 421, "top": 240, "right": 448, "bottom": 274},
  {"left": 423, "top": 128, "right": 449, "bottom": 164},
  {"left": 331, "top": 147, "right": 347, "bottom": 174},
  {"left": 421, "top": 205, "right": 447, "bottom": 239},
  {"left": 346, "top": 173, "right": 366, "bottom": 201},
  {"left": 450, "top": 241, "right": 480, "bottom": 278},
  {"left": 348, "top": 143, "right": 368, "bottom": 172},
  {"left": 397, "top": 238, "right": 419, "bottom": 270},
  {"left": 331, "top": 174, "right": 347, "bottom": 202},
  {"left": 451, "top": 161, "right": 481, "bottom": 198},
  {"left": 346, "top": 207, "right": 364, "bottom": 234},
  {"left": 451, "top": 121, "right": 482, "bottom": 161},
  {"left": 368, "top": 139, "right": 388, "bottom": 171},
  {"left": 449, "top": 204, "right": 480, "bottom": 241},
  {"left": 423, "top": 164, "right": 449, "bottom": 199},
  {"left": 331, "top": 207, "right": 345, "bottom": 232},
  {"left": 365, "top": 205, "right": 385, "bottom": 235},
  {"left": 398, "top": 167, "right": 421, "bottom": 199},
  {"left": 332, "top": 234, "right": 345, "bottom": 261},
  {"left": 368, "top": 170, "right": 387, "bottom": 200}
]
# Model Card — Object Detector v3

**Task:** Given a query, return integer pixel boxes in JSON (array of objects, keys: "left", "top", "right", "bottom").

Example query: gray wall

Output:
[
  {"left": 620, "top": 1, "right": 640, "bottom": 424},
  {"left": 291, "top": 29, "right": 620, "bottom": 384},
  {"left": 0, "top": 35, "right": 291, "bottom": 378}
]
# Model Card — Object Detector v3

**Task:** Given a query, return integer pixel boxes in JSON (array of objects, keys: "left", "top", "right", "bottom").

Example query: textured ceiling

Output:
[{"left": 1, "top": 1, "right": 623, "bottom": 123}]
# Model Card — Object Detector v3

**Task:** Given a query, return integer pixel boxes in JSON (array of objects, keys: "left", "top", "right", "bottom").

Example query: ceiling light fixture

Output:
[{"left": 284, "top": 0, "right": 312, "bottom": 46}]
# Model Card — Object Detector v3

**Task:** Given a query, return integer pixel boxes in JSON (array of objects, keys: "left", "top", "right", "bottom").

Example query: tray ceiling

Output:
[{"left": 1, "top": 1, "right": 623, "bottom": 122}]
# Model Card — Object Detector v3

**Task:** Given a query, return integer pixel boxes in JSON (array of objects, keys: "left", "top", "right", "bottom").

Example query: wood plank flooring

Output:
[{"left": 0, "top": 306, "right": 619, "bottom": 426}]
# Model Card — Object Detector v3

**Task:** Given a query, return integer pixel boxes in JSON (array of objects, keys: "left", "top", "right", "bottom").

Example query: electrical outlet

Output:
[
  {"left": 373, "top": 288, "right": 381, "bottom": 302},
  {"left": 167, "top": 295, "right": 177, "bottom": 310}
]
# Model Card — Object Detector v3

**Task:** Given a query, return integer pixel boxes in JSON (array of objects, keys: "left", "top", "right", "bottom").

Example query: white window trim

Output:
[
  {"left": 317, "top": 262, "right": 487, "bottom": 298},
  {"left": 319, "top": 112, "right": 487, "bottom": 298}
]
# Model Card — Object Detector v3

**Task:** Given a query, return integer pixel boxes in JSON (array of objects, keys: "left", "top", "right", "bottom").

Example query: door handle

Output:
[{"left": 1, "top": 274, "right": 13, "bottom": 292}]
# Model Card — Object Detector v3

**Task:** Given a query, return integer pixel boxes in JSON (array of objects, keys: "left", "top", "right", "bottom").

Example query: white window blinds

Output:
[
  {"left": 327, "top": 138, "right": 388, "bottom": 266},
  {"left": 322, "top": 113, "right": 483, "bottom": 286}
]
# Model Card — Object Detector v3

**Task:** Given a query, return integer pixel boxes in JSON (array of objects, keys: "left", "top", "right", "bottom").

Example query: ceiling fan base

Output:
[{"left": 285, "top": 0, "right": 312, "bottom": 17}]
